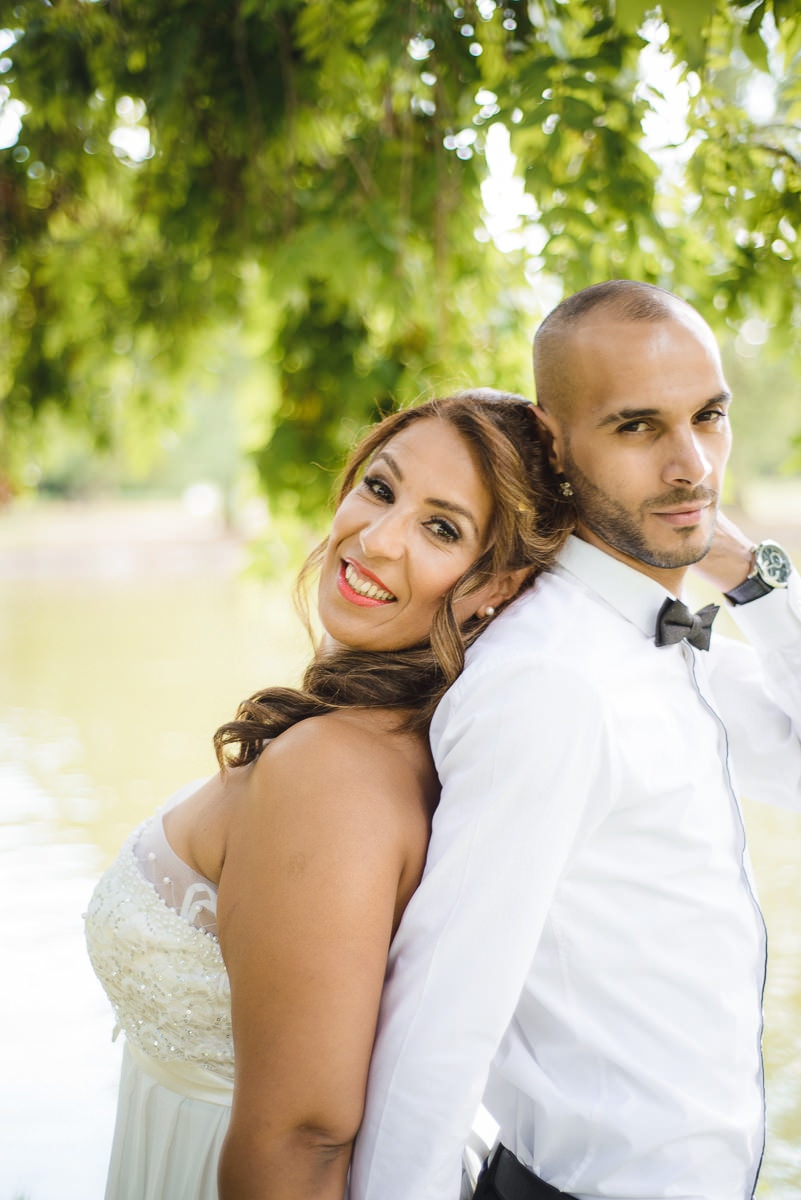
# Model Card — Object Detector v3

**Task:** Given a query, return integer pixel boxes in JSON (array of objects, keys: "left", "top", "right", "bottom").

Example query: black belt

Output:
[{"left": 474, "top": 1145, "right": 576, "bottom": 1200}]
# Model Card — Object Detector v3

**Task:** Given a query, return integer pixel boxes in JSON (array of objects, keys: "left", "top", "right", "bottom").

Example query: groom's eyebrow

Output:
[
  {"left": 596, "top": 406, "right": 661, "bottom": 428},
  {"left": 597, "top": 392, "right": 732, "bottom": 429}
]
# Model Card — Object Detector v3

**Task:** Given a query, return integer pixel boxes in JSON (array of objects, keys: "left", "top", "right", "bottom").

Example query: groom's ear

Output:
[{"left": 531, "top": 404, "right": 563, "bottom": 474}]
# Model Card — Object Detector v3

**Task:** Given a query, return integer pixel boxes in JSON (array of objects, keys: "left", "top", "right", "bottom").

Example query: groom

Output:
[{"left": 349, "top": 281, "right": 801, "bottom": 1200}]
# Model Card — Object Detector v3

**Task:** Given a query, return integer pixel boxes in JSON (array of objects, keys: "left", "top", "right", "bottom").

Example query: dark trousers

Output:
[{"left": 473, "top": 1145, "right": 577, "bottom": 1200}]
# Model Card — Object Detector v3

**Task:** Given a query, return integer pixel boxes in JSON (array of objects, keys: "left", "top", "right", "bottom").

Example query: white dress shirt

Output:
[{"left": 350, "top": 536, "right": 801, "bottom": 1200}]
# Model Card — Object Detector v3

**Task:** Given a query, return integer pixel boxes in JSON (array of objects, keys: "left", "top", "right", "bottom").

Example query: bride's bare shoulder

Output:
[{"left": 252, "top": 708, "right": 437, "bottom": 822}]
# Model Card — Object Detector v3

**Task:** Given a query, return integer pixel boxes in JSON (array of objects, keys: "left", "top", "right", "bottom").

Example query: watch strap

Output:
[{"left": 724, "top": 573, "right": 773, "bottom": 605}]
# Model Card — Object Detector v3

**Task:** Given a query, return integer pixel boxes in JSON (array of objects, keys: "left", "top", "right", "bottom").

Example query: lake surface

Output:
[
  {"left": 1, "top": 501, "right": 799, "bottom": 1198},
  {"left": 0, "top": 501, "right": 309, "bottom": 1200}
]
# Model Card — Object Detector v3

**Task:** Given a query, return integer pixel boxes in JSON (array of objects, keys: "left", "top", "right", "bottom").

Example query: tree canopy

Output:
[{"left": 2, "top": 0, "right": 800, "bottom": 512}]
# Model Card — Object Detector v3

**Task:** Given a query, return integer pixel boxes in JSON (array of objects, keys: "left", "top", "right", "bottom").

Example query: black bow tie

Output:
[{"left": 655, "top": 597, "right": 719, "bottom": 651}]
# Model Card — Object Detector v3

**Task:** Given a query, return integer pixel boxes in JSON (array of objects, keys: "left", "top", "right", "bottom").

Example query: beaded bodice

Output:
[{"left": 85, "top": 813, "right": 234, "bottom": 1080}]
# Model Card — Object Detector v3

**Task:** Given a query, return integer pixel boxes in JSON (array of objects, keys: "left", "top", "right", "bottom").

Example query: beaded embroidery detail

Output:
[{"left": 85, "top": 825, "right": 234, "bottom": 1080}]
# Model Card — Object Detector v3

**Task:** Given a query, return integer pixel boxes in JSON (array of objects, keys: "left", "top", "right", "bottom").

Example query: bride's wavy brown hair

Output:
[{"left": 214, "top": 389, "right": 573, "bottom": 766}]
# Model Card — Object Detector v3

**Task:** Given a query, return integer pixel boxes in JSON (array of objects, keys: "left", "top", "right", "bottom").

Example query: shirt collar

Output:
[{"left": 555, "top": 535, "right": 675, "bottom": 641}]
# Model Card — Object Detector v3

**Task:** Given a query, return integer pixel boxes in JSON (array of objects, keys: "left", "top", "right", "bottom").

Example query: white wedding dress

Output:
[{"left": 85, "top": 783, "right": 233, "bottom": 1200}]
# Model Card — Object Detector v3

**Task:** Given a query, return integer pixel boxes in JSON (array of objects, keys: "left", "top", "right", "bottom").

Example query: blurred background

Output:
[{"left": 1, "top": 1, "right": 800, "bottom": 1196}]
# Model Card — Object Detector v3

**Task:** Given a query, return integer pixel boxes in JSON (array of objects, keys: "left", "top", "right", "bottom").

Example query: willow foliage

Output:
[{"left": 2, "top": 0, "right": 800, "bottom": 502}]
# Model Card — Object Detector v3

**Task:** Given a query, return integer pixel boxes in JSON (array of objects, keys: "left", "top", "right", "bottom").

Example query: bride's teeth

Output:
[{"left": 345, "top": 563, "right": 393, "bottom": 601}]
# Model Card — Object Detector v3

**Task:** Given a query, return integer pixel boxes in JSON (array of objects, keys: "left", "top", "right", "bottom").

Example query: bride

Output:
[{"left": 85, "top": 389, "right": 569, "bottom": 1200}]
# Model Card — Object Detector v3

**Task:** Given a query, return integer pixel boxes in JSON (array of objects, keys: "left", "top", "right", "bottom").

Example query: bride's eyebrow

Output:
[{"left": 368, "top": 449, "right": 402, "bottom": 479}]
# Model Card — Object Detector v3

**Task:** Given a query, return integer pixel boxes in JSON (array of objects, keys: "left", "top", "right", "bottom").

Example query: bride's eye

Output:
[
  {"left": 362, "top": 474, "right": 394, "bottom": 503},
  {"left": 425, "top": 517, "right": 460, "bottom": 543}
]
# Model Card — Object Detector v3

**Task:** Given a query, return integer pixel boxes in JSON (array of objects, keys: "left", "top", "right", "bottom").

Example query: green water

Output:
[{"left": 1, "top": 540, "right": 799, "bottom": 1198}]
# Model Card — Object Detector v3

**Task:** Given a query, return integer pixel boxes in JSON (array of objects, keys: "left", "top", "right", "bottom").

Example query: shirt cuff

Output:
[{"left": 726, "top": 570, "right": 801, "bottom": 649}]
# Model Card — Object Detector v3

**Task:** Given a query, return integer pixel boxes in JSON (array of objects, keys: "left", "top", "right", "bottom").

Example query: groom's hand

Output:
[{"left": 693, "top": 511, "right": 756, "bottom": 593}]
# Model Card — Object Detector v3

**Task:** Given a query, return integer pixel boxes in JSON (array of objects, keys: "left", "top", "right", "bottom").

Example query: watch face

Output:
[{"left": 755, "top": 541, "right": 792, "bottom": 587}]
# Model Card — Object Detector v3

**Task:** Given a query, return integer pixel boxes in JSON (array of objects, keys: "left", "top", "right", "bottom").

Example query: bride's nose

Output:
[{"left": 358, "top": 510, "right": 406, "bottom": 560}]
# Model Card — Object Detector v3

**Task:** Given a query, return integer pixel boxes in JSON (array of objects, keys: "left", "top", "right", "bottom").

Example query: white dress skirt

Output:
[{"left": 85, "top": 783, "right": 234, "bottom": 1200}]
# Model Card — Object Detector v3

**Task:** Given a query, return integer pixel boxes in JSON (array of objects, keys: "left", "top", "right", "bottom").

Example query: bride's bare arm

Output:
[{"left": 216, "top": 714, "right": 426, "bottom": 1200}]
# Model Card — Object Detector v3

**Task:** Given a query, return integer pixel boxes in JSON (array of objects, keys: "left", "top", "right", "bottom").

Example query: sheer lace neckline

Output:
[{"left": 133, "top": 809, "right": 218, "bottom": 936}]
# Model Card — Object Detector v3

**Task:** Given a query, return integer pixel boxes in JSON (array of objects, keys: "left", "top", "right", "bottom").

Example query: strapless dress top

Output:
[{"left": 85, "top": 786, "right": 234, "bottom": 1082}]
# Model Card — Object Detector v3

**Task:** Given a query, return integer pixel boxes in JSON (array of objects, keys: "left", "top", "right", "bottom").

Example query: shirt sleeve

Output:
[
  {"left": 349, "top": 651, "right": 612, "bottom": 1200},
  {"left": 711, "top": 571, "right": 801, "bottom": 810}
]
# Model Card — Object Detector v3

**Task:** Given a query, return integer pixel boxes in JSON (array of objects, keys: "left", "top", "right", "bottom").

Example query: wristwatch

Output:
[{"left": 724, "top": 539, "right": 793, "bottom": 605}]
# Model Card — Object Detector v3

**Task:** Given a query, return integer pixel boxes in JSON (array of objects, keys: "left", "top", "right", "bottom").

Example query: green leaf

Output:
[
  {"left": 660, "top": 0, "right": 717, "bottom": 69},
  {"left": 747, "top": 0, "right": 768, "bottom": 35},
  {"left": 741, "top": 28, "right": 770, "bottom": 72},
  {"left": 613, "top": 0, "right": 653, "bottom": 34}
]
